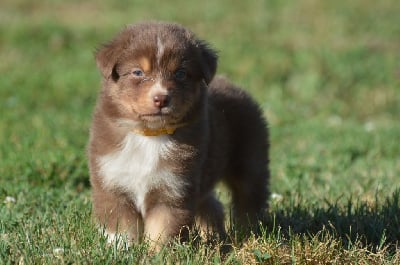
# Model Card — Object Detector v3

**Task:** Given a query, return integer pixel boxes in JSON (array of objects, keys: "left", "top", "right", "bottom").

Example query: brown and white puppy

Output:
[{"left": 88, "top": 21, "right": 269, "bottom": 247}]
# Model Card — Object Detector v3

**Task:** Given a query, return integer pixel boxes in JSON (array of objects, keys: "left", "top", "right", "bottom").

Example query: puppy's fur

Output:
[{"left": 88, "top": 22, "right": 269, "bottom": 246}]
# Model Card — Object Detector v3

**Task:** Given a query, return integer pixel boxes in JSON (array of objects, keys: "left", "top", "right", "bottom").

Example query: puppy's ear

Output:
[
  {"left": 95, "top": 40, "right": 121, "bottom": 81},
  {"left": 197, "top": 40, "right": 218, "bottom": 84}
]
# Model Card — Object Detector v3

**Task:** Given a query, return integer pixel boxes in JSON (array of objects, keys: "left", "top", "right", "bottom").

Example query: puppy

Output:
[{"left": 88, "top": 21, "right": 270, "bottom": 247}]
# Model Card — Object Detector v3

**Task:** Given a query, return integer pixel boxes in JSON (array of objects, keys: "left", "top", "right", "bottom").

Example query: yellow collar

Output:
[{"left": 132, "top": 123, "right": 187, "bottom": 136}]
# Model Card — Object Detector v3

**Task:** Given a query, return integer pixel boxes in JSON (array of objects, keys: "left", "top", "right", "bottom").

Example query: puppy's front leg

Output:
[
  {"left": 92, "top": 188, "right": 143, "bottom": 245},
  {"left": 144, "top": 204, "right": 193, "bottom": 248}
]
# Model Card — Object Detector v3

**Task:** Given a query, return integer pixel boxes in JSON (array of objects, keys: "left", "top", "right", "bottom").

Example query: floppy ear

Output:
[
  {"left": 197, "top": 40, "right": 218, "bottom": 84},
  {"left": 95, "top": 40, "right": 121, "bottom": 80}
]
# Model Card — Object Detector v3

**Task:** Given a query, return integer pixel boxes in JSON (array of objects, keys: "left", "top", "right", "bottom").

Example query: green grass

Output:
[{"left": 1, "top": 0, "right": 400, "bottom": 263}]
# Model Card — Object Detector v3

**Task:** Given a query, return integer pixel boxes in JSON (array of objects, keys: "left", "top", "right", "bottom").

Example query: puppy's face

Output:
[{"left": 96, "top": 22, "right": 217, "bottom": 129}]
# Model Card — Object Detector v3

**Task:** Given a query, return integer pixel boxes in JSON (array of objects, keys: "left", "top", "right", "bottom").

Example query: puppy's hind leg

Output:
[
  {"left": 225, "top": 158, "right": 269, "bottom": 233},
  {"left": 195, "top": 193, "right": 226, "bottom": 241}
]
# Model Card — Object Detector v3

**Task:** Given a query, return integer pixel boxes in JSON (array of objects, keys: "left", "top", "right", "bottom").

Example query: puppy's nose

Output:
[{"left": 153, "top": 94, "right": 170, "bottom": 108}]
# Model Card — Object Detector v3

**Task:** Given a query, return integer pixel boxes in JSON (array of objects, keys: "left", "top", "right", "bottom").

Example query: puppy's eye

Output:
[
  {"left": 174, "top": 69, "right": 187, "bottom": 80},
  {"left": 132, "top": 69, "right": 144, "bottom": 77}
]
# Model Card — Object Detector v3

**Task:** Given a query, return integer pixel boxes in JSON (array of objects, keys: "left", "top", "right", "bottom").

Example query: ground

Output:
[{"left": 0, "top": 0, "right": 399, "bottom": 263}]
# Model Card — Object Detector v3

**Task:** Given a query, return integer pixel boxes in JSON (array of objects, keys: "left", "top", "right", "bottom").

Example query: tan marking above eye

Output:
[{"left": 138, "top": 57, "right": 151, "bottom": 72}]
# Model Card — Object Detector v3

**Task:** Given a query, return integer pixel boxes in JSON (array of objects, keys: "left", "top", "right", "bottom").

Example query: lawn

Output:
[{"left": 1, "top": 0, "right": 399, "bottom": 263}]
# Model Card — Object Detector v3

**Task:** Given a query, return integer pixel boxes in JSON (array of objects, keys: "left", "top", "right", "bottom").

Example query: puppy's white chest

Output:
[{"left": 98, "top": 133, "right": 182, "bottom": 215}]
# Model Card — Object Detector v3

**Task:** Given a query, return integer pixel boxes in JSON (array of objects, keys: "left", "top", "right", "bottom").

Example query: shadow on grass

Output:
[{"left": 265, "top": 189, "right": 400, "bottom": 252}]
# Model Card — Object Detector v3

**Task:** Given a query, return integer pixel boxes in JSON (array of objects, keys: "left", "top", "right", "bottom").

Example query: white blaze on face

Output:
[
  {"left": 150, "top": 80, "right": 167, "bottom": 99},
  {"left": 156, "top": 36, "right": 165, "bottom": 65}
]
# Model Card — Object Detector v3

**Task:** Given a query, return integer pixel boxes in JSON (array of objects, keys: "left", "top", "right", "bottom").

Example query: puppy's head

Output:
[{"left": 95, "top": 22, "right": 217, "bottom": 130}]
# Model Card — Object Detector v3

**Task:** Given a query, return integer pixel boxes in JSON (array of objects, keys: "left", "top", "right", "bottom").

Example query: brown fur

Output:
[{"left": 88, "top": 21, "right": 270, "bottom": 247}]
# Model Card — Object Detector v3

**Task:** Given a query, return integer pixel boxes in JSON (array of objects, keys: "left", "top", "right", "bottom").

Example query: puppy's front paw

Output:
[{"left": 100, "top": 229, "right": 131, "bottom": 250}]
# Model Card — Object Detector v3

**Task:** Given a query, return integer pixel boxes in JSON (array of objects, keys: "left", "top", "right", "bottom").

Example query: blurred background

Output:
[{"left": 1, "top": 0, "right": 399, "bottom": 202}]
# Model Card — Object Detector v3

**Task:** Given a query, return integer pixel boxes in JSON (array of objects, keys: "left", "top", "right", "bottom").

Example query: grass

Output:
[{"left": 1, "top": 0, "right": 399, "bottom": 263}]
